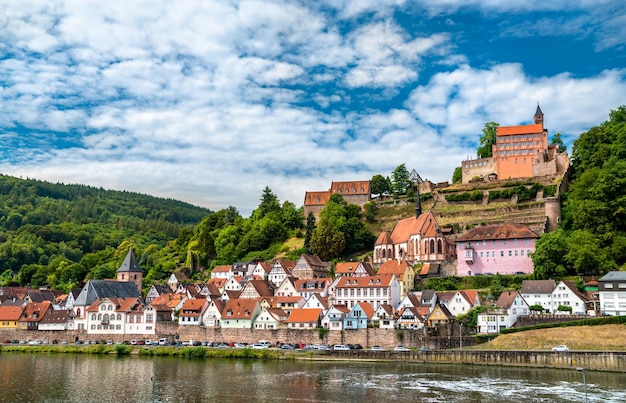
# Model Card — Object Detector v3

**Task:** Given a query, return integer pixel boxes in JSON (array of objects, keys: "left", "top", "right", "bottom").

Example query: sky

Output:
[{"left": 1, "top": 1, "right": 625, "bottom": 216}]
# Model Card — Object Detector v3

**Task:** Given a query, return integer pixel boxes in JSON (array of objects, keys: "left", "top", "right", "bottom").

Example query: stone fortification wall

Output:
[{"left": 461, "top": 158, "right": 496, "bottom": 184}]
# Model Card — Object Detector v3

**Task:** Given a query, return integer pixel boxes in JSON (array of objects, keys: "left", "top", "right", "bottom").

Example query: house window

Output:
[
  {"left": 509, "top": 251, "right": 512, "bottom": 256},
  {"left": 91, "top": 314, "right": 96, "bottom": 320},
  {"left": 501, "top": 251, "right": 504, "bottom": 257}
]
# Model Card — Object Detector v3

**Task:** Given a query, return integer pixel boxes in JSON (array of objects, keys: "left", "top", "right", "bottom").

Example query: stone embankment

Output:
[{"left": 324, "top": 349, "right": 626, "bottom": 372}]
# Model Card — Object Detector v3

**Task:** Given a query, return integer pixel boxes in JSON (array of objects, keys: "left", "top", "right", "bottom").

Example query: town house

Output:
[
  {"left": 334, "top": 261, "right": 374, "bottom": 278},
  {"left": 456, "top": 224, "right": 538, "bottom": 276},
  {"left": 477, "top": 291, "right": 529, "bottom": 334},
  {"left": 332, "top": 275, "right": 401, "bottom": 310},
  {"left": 291, "top": 254, "right": 329, "bottom": 280},
  {"left": 267, "top": 259, "right": 296, "bottom": 287},
  {"left": 377, "top": 259, "right": 415, "bottom": 299},
  {"left": 598, "top": 271, "right": 626, "bottom": 316},
  {"left": 220, "top": 299, "right": 261, "bottom": 329}
]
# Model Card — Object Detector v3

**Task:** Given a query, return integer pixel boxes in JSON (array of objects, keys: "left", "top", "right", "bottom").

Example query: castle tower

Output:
[
  {"left": 545, "top": 197, "right": 561, "bottom": 232},
  {"left": 534, "top": 104, "right": 544, "bottom": 126},
  {"left": 116, "top": 247, "right": 143, "bottom": 294}
]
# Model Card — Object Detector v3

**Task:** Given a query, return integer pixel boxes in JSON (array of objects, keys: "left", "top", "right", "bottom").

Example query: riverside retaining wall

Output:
[{"left": 326, "top": 350, "right": 626, "bottom": 372}]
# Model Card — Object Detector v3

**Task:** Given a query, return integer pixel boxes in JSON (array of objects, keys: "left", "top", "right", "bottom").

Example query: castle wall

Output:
[{"left": 461, "top": 158, "right": 497, "bottom": 184}]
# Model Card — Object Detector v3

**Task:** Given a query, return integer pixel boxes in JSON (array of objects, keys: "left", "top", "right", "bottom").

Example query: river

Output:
[{"left": 0, "top": 353, "right": 624, "bottom": 402}]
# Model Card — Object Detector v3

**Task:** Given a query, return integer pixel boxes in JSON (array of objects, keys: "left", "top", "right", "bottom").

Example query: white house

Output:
[
  {"left": 321, "top": 305, "right": 350, "bottom": 330},
  {"left": 178, "top": 298, "right": 208, "bottom": 326},
  {"left": 598, "top": 271, "right": 626, "bottom": 316},
  {"left": 477, "top": 291, "right": 529, "bottom": 334},
  {"left": 372, "top": 304, "right": 396, "bottom": 329},
  {"left": 253, "top": 307, "right": 289, "bottom": 330},
  {"left": 332, "top": 275, "right": 401, "bottom": 309},
  {"left": 85, "top": 297, "right": 156, "bottom": 335},
  {"left": 220, "top": 299, "right": 261, "bottom": 329},
  {"left": 551, "top": 281, "right": 591, "bottom": 315},
  {"left": 267, "top": 259, "right": 296, "bottom": 287},
  {"left": 201, "top": 299, "right": 225, "bottom": 328},
  {"left": 520, "top": 280, "right": 557, "bottom": 312}
]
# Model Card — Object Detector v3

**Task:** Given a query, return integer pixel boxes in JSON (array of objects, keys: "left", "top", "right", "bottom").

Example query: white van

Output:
[
  {"left": 158, "top": 338, "right": 168, "bottom": 346},
  {"left": 252, "top": 340, "right": 271, "bottom": 349}
]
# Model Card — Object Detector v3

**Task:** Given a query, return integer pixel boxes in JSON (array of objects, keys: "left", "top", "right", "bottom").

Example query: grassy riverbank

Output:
[{"left": 472, "top": 324, "right": 626, "bottom": 351}]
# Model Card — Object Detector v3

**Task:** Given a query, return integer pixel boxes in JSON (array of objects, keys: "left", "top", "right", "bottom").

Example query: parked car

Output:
[
  {"left": 28, "top": 339, "right": 42, "bottom": 345},
  {"left": 419, "top": 347, "right": 431, "bottom": 352},
  {"left": 317, "top": 345, "right": 331, "bottom": 351},
  {"left": 394, "top": 346, "right": 410, "bottom": 352},
  {"left": 333, "top": 344, "right": 350, "bottom": 351},
  {"left": 552, "top": 345, "right": 569, "bottom": 352},
  {"left": 371, "top": 345, "right": 386, "bottom": 351},
  {"left": 252, "top": 343, "right": 269, "bottom": 349},
  {"left": 158, "top": 338, "right": 168, "bottom": 346},
  {"left": 280, "top": 344, "right": 295, "bottom": 350},
  {"left": 106, "top": 340, "right": 114, "bottom": 345}
]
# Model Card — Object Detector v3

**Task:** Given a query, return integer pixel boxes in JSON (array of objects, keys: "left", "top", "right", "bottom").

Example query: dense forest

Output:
[
  {"left": 0, "top": 175, "right": 212, "bottom": 292},
  {"left": 531, "top": 105, "right": 626, "bottom": 279}
]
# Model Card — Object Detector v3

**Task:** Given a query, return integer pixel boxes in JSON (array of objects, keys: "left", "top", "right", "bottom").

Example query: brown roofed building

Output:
[
  {"left": 18, "top": 301, "right": 52, "bottom": 330},
  {"left": 334, "top": 261, "right": 374, "bottom": 277},
  {"left": 292, "top": 254, "right": 329, "bottom": 280},
  {"left": 285, "top": 308, "right": 322, "bottom": 329},
  {"left": 0, "top": 305, "right": 25, "bottom": 329},
  {"left": 374, "top": 210, "right": 454, "bottom": 266},
  {"left": 303, "top": 190, "right": 331, "bottom": 222}
]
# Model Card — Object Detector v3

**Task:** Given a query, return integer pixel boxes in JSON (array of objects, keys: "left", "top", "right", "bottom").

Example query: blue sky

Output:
[{"left": 1, "top": 1, "right": 625, "bottom": 216}]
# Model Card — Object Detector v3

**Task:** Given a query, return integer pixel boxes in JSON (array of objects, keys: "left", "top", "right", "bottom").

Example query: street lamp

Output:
[
  {"left": 459, "top": 322, "right": 463, "bottom": 350},
  {"left": 576, "top": 367, "right": 587, "bottom": 403}
]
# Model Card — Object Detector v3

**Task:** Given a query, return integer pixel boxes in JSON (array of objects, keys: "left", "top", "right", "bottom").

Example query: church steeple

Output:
[
  {"left": 534, "top": 104, "right": 544, "bottom": 126},
  {"left": 116, "top": 247, "right": 143, "bottom": 294}
]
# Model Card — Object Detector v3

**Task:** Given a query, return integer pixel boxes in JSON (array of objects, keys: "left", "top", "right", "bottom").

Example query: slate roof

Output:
[
  {"left": 116, "top": 248, "right": 142, "bottom": 273},
  {"left": 39, "top": 309, "right": 71, "bottom": 325},
  {"left": 74, "top": 280, "right": 142, "bottom": 307},
  {"left": 598, "top": 271, "right": 626, "bottom": 282},
  {"left": 521, "top": 280, "right": 556, "bottom": 294}
]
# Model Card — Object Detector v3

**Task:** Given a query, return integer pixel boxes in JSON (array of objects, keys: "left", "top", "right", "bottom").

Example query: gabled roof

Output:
[
  {"left": 74, "top": 280, "right": 142, "bottom": 307},
  {"left": 298, "top": 254, "right": 328, "bottom": 271},
  {"left": 242, "top": 280, "right": 274, "bottom": 297},
  {"left": 375, "top": 304, "right": 395, "bottom": 316},
  {"left": 457, "top": 224, "right": 538, "bottom": 242},
  {"left": 207, "top": 298, "right": 226, "bottom": 314},
  {"left": 375, "top": 231, "right": 393, "bottom": 246},
  {"left": 222, "top": 299, "right": 259, "bottom": 320},
  {"left": 86, "top": 297, "right": 143, "bottom": 313},
  {"left": 436, "top": 291, "right": 456, "bottom": 303},
  {"left": 0, "top": 305, "right": 25, "bottom": 321},
  {"left": 353, "top": 302, "right": 375, "bottom": 319},
  {"left": 304, "top": 191, "right": 330, "bottom": 206},
  {"left": 389, "top": 211, "right": 440, "bottom": 244},
  {"left": 427, "top": 303, "right": 455, "bottom": 321},
  {"left": 335, "top": 275, "right": 394, "bottom": 288},
  {"left": 378, "top": 259, "right": 410, "bottom": 275},
  {"left": 495, "top": 291, "right": 522, "bottom": 309},
  {"left": 19, "top": 301, "right": 52, "bottom": 322},
  {"left": 211, "top": 265, "right": 232, "bottom": 273},
  {"left": 560, "top": 280, "right": 591, "bottom": 302},
  {"left": 117, "top": 248, "right": 142, "bottom": 273},
  {"left": 294, "top": 278, "right": 330, "bottom": 292},
  {"left": 285, "top": 308, "right": 321, "bottom": 323},
  {"left": 398, "top": 306, "right": 425, "bottom": 321},
  {"left": 598, "top": 271, "right": 626, "bottom": 282},
  {"left": 27, "top": 290, "right": 56, "bottom": 303},
  {"left": 180, "top": 299, "right": 206, "bottom": 316},
  {"left": 39, "top": 309, "right": 70, "bottom": 324},
  {"left": 150, "top": 285, "right": 173, "bottom": 295},
  {"left": 335, "top": 262, "right": 361, "bottom": 275},
  {"left": 330, "top": 180, "right": 370, "bottom": 195},
  {"left": 255, "top": 261, "right": 272, "bottom": 274},
  {"left": 521, "top": 280, "right": 556, "bottom": 294},
  {"left": 264, "top": 307, "right": 290, "bottom": 321},
  {"left": 273, "top": 259, "right": 296, "bottom": 272}
]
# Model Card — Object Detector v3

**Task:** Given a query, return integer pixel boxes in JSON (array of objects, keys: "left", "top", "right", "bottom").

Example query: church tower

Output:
[
  {"left": 116, "top": 247, "right": 143, "bottom": 294},
  {"left": 534, "top": 104, "right": 544, "bottom": 127}
]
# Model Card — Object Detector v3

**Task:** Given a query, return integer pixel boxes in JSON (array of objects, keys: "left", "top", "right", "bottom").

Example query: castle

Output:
[{"left": 461, "top": 106, "right": 569, "bottom": 184}]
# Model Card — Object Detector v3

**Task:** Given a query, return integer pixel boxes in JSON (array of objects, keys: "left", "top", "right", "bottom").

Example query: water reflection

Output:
[{"left": 0, "top": 354, "right": 624, "bottom": 402}]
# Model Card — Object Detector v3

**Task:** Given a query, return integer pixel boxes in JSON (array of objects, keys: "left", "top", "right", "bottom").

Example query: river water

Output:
[{"left": 0, "top": 353, "right": 624, "bottom": 402}]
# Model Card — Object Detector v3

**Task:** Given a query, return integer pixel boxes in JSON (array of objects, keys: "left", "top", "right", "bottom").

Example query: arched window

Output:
[
  {"left": 382, "top": 249, "right": 386, "bottom": 259},
  {"left": 117, "top": 314, "right": 121, "bottom": 321},
  {"left": 91, "top": 314, "right": 96, "bottom": 320},
  {"left": 430, "top": 240, "right": 435, "bottom": 254},
  {"left": 97, "top": 314, "right": 102, "bottom": 320},
  {"left": 437, "top": 239, "right": 443, "bottom": 254}
]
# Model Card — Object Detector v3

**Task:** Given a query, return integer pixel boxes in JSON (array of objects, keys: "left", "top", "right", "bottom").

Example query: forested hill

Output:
[{"left": 0, "top": 174, "right": 212, "bottom": 291}]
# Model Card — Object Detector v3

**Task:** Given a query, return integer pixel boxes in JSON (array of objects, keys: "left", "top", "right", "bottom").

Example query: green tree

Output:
[
  {"left": 304, "top": 212, "right": 316, "bottom": 253},
  {"left": 550, "top": 132, "right": 567, "bottom": 153},
  {"left": 452, "top": 166, "right": 462, "bottom": 184},
  {"left": 391, "top": 164, "right": 411, "bottom": 195},
  {"left": 531, "top": 229, "right": 568, "bottom": 279},
  {"left": 370, "top": 174, "right": 391, "bottom": 195},
  {"left": 477, "top": 122, "right": 499, "bottom": 158},
  {"left": 364, "top": 201, "right": 378, "bottom": 222},
  {"left": 309, "top": 218, "right": 345, "bottom": 260}
]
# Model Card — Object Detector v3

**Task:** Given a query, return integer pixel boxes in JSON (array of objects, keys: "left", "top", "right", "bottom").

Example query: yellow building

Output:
[
  {"left": 377, "top": 259, "right": 415, "bottom": 298},
  {"left": 0, "top": 305, "right": 25, "bottom": 329}
]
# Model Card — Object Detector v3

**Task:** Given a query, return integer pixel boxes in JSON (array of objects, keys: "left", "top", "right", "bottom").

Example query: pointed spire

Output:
[
  {"left": 534, "top": 104, "right": 544, "bottom": 126},
  {"left": 535, "top": 103, "right": 543, "bottom": 116},
  {"left": 415, "top": 185, "right": 422, "bottom": 218},
  {"left": 117, "top": 248, "right": 142, "bottom": 273}
]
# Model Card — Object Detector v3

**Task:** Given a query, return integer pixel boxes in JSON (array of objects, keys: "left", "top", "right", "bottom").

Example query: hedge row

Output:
[{"left": 500, "top": 315, "right": 626, "bottom": 334}]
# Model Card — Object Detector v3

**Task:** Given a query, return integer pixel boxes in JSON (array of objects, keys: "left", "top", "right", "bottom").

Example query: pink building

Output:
[{"left": 456, "top": 224, "right": 538, "bottom": 276}]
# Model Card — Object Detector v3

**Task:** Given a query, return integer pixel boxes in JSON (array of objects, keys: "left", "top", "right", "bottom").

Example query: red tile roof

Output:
[
  {"left": 389, "top": 211, "right": 440, "bottom": 244},
  {"left": 285, "top": 308, "right": 322, "bottom": 323},
  {"left": 0, "top": 305, "right": 25, "bottom": 321},
  {"left": 377, "top": 259, "right": 409, "bottom": 275},
  {"left": 457, "top": 224, "right": 538, "bottom": 242},
  {"left": 497, "top": 123, "right": 543, "bottom": 136},
  {"left": 222, "top": 299, "right": 259, "bottom": 319},
  {"left": 335, "top": 275, "right": 394, "bottom": 288},
  {"left": 304, "top": 191, "right": 330, "bottom": 206}
]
